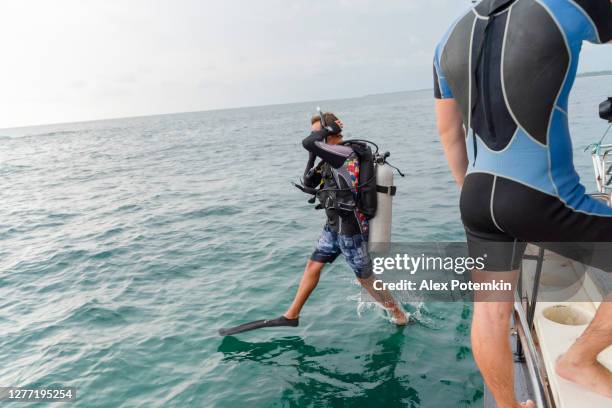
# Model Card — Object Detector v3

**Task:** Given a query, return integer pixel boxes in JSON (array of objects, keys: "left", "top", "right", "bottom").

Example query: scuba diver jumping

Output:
[
  {"left": 283, "top": 110, "right": 407, "bottom": 325},
  {"left": 219, "top": 110, "right": 406, "bottom": 336}
]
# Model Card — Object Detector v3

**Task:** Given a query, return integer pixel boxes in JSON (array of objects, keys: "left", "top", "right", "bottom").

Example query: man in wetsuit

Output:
[
  {"left": 434, "top": 0, "right": 612, "bottom": 405},
  {"left": 283, "top": 112, "right": 407, "bottom": 325}
]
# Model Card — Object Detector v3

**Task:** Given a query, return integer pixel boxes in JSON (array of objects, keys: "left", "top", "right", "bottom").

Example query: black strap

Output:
[
  {"left": 292, "top": 183, "right": 318, "bottom": 195},
  {"left": 476, "top": 0, "right": 517, "bottom": 16},
  {"left": 376, "top": 185, "right": 397, "bottom": 196}
]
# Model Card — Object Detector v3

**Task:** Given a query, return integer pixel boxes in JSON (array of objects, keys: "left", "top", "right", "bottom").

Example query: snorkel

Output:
[
  {"left": 317, "top": 106, "right": 327, "bottom": 128},
  {"left": 317, "top": 106, "right": 333, "bottom": 143}
]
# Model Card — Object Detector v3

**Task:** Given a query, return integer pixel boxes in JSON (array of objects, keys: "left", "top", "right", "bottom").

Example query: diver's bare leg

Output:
[
  {"left": 555, "top": 295, "right": 612, "bottom": 398},
  {"left": 358, "top": 274, "right": 407, "bottom": 325},
  {"left": 283, "top": 260, "right": 325, "bottom": 319},
  {"left": 471, "top": 270, "right": 534, "bottom": 408}
]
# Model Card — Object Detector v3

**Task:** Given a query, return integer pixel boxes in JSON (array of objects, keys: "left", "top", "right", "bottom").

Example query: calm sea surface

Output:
[{"left": 0, "top": 77, "right": 609, "bottom": 407}]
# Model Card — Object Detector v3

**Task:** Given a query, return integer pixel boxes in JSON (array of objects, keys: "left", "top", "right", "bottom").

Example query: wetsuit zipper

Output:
[{"left": 482, "top": 29, "right": 495, "bottom": 148}]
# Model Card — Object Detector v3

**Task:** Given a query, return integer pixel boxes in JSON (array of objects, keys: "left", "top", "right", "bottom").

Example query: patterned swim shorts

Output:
[{"left": 310, "top": 224, "right": 372, "bottom": 278}]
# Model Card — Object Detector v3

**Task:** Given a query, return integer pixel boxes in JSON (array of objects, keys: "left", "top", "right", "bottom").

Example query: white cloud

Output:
[{"left": 0, "top": 0, "right": 609, "bottom": 128}]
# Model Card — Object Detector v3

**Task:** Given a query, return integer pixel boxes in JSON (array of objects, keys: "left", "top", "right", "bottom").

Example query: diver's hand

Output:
[{"left": 324, "top": 120, "right": 342, "bottom": 135}]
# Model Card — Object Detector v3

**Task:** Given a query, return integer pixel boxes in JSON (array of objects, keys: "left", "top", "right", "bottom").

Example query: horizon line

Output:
[
  {"left": 0, "top": 87, "right": 430, "bottom": 132},
  {"left": 1, "top": 70, "right": 607, "bottom": 132}
]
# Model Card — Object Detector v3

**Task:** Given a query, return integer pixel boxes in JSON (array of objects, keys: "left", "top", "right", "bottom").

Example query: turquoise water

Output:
[{"left": 0, "top": 77, "right": 609, "bottom": 407}]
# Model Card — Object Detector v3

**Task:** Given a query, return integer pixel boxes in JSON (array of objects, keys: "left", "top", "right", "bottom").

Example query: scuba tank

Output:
[
  {"left": 333, "top": 140, "right": 402, "bottom": 250},
  {"left": 369, "top": 152, "right": 396, "bottom": 251}
]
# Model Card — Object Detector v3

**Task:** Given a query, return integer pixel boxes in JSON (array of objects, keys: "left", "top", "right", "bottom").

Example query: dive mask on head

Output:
[{"left": 316, "top": 106, "right": 341, "bottom": 136}]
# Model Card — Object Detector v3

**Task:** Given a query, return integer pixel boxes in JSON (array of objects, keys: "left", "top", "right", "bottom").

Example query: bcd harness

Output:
[{"left": 294, "top": 140, "right": 403, "bottom": 220}]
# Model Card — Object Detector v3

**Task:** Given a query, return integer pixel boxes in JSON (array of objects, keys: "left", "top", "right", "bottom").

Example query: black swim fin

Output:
[{"left": 218, "top": 316, "right": 299, "bottom": 336}]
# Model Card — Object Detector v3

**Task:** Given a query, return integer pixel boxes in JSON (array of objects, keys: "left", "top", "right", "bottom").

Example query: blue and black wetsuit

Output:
[
  {"left": 302, "top": 130, "right": 372, "bottom": 278},
  {"left": 434, "top": 0, "right": 612, "bottom": 271}
]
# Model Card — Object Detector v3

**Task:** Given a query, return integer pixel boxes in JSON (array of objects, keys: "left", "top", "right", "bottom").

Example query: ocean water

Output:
[{"left": 0, "top": 77, "right": 609, "bottom": 407}]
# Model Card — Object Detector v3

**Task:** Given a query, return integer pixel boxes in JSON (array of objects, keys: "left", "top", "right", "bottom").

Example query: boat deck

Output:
[{"left": 485, "top": 247, "right": 611, "bottom": 408}]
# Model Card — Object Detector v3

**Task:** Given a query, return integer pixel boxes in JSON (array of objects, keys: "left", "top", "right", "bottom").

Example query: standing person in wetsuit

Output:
[
  {"left": 434, "top": 0, "right": 612, "bottom": 406},
  {"left": 283, "top": 112, "right": 407, "bottom": 325}
]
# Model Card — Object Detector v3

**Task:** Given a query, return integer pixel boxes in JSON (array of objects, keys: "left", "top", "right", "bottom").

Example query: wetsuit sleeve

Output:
[
  {"left": 303, "top": 162, "right": 323, "bottom": 188},
  {"left": 434, "top": 63, "right": 443, "bottom": 99},
  {"left": 574, "top": 0, "right": 612, "bottom": 43},
  {"left": 302, "top": 130, "right": 353, "bottom": 169},
  {"left": 303, "top": 152, "right": 316, "bottom": 179},
  {"left": 433, "top": 53, "right": 453, "bottom": 99}
]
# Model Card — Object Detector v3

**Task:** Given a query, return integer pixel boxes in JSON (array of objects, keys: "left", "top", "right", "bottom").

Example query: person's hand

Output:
[
  {"left": 325, "top": 121, "right": 342, "bottom": 135},
  {"left": 335, "top": 119, "right": 344, "bottom": 129}
]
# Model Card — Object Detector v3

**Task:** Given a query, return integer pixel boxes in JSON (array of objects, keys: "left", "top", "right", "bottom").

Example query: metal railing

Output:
[
  {"left": 514, "top": 246, "right": 551, "bottom": 408},
  {"left": 587, "top": 123, "right": 612, "bottom": 200}
]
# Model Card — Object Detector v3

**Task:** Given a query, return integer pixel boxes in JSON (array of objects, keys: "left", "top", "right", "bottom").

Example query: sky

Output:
[{"left": 0, "top": 0, "right": 610, "bottom": 129}]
